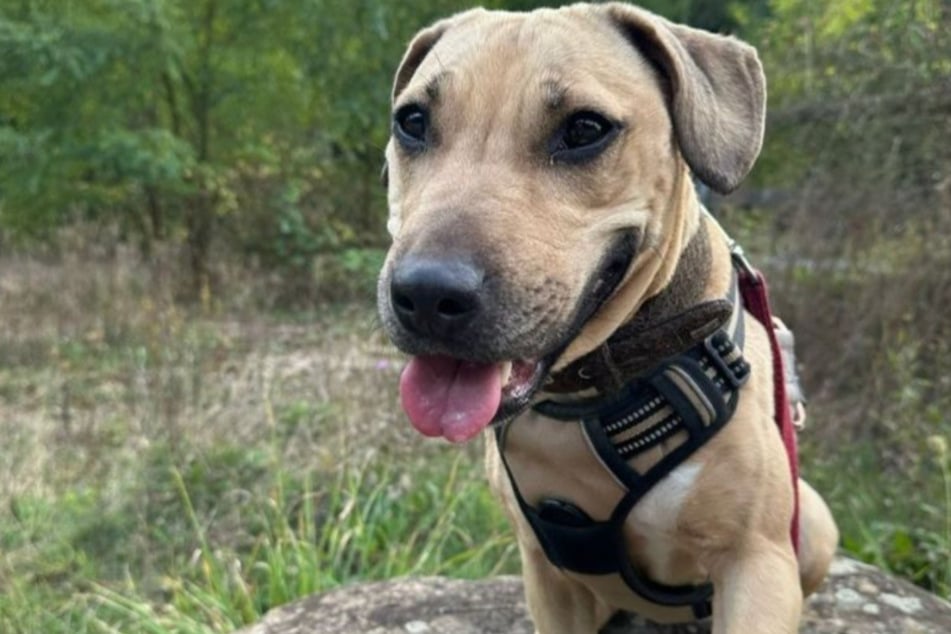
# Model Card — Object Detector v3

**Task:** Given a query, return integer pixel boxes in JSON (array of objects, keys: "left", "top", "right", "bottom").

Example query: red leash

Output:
[{"left": 736, "top": 258, "right": 801, "bottom": 554}]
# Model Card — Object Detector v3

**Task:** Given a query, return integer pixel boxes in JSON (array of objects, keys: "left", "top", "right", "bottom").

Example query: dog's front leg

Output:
[
  {"left": 710, "top": 539, "right": 802, "bottom": 634},
  {"left": 518, "top": 537, "right": 614, "bottom": 634},
  {"left": 486, "top": 437, "right": 614, "bottom": 633}
]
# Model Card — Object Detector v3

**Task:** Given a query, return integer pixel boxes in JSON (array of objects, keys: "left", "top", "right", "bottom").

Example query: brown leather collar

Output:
[{"left": 546, "top": 222, "right": 731, "bottom": 394}]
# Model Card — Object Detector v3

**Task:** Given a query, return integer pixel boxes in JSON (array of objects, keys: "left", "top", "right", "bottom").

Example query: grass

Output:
[
  {"left": 0, "top": 245, "right": 948, "bottom": 633},
  {"left": 89, "top": 454, "right": 513, "bottom": 633},
  {"left": 800, "top": 437, "right": 951, "bottom": 598},
  {"left": 0, "top": 335, "right": 518, "bottom": 633},
  {"left": 1, "top": 450, "right": 515, "bottom": 633},
  {"left": 0, "top": 248, "right": 517, "bottom": 633}
]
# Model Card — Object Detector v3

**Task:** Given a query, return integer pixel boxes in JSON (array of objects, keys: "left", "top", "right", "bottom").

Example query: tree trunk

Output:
[
  {"left": 186, "top": 193, "right": 214, "bottom": 303},
  {"left": 183, "top": 0, "right": 218, "bottom": 301}
]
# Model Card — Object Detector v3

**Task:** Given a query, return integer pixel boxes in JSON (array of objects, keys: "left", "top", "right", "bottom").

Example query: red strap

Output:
[{"left": 739, "top": 271, "right": 801, "bottom": 554}]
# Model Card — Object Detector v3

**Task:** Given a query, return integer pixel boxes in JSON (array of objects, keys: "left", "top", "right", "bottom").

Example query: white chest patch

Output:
[{"left": 627, "top": 462, "right": 703, "bottom": 574}]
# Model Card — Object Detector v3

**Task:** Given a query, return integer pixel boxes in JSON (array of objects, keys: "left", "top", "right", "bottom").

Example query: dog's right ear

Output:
[{"left": 391, "top": 22, "right": 449, "bottom": 102}]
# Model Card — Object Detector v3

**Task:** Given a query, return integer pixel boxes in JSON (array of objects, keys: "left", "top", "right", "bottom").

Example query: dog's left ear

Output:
[{"left": 605, "top": 4, "right": 766, "bottom": 194}]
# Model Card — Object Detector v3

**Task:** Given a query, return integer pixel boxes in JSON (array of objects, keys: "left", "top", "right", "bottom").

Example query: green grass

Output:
[
  {"left": 0, "top": 440, "right": 516, "bottom": 633},
  {"left": 801, "top": 435, "right": 951, "bottom": 598},
  {"left": 0, "top": 250, "right": 948, "bottom": 633},
  {"left": 0, "top": 252, "right": 518, "bottom": 632}
]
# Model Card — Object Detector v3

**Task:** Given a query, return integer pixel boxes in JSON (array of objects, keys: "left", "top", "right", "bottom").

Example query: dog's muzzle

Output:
[{"left": 381, "top": 231, "right": 639, "bottom": 443}]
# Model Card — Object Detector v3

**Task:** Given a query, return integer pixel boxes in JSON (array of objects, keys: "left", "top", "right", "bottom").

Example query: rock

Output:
[{"left": 235, "top": 557, "right": 951, "bottom": 634}]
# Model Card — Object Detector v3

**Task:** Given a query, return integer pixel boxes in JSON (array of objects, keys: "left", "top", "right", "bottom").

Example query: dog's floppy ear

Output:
[
  {"left": 392, "top": 10, "right": 488, "bottom": 102},
  {"left": 605, "top": 4, "right": 766, "bottom": 193},
  {"left": 392, "top": 21, "right": 449, "bottom": 102}
]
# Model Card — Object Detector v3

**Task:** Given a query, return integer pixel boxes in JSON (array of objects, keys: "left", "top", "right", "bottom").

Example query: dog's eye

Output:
[
  {"left": 394, "top": 104, "right": 428, "bottom": 150},
  {"left": 565, "top": 113, "right": 610, "bottom": 148},
  {"left": 551, "top": 111, "right": 619, "bottom": 164}
]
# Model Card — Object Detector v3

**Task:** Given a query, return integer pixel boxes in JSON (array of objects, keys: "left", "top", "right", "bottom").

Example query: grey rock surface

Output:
[{"left": 235, "top": 557, "right": 951, "bottom": 634}]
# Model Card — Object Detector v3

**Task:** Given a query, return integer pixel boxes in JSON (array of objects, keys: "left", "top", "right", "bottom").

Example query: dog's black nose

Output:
[{"left": 390, "top": 257, "right": 483, "bottom": 338}]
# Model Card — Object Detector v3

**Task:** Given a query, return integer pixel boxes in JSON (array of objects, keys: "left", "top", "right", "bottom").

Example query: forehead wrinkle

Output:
[
  {"left": 542, "top": 78, "right": 567, "bottom": 111},
  {"left": 395, "top": 70, "right": 453, "bottom": 109},
  {"left": 424, "top": 70, "right": 449, "bottom": 103},
  {"left": 537, "top": 65, "right": 633, "bottom": 122},
  {"left": 549, "top": 83, "right": 627, "bottom": 122}
]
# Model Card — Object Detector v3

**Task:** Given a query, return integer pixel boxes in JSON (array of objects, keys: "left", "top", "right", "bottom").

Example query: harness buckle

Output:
[
  {"left": 729, "top": 240, "right": 759, "bottom": 282},
  {"left": 703, "top": 331, "right": 750, "bottom": 389},
  {"left": 537, "top": 498, "right": 594, "bottom": 528}
]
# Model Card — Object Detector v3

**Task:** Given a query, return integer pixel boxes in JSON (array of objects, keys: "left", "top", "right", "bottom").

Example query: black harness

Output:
[{"left": 495, "top": 272, "right": 750, "bottom": 619}]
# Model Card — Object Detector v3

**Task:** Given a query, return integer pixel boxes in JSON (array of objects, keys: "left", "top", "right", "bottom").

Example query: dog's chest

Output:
[{"left": 501, "top": 411, "right": 707, "bottom": 583}]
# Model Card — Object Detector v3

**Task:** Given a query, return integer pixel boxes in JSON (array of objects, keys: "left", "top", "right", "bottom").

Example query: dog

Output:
[{"left": 376, "top": 4, "right": 839, "bottom": 632}]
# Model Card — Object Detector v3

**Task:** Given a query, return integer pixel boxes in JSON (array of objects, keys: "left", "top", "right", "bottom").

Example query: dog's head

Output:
[{"left": 377, "top": 3, "right": 765, "bottom": 442}]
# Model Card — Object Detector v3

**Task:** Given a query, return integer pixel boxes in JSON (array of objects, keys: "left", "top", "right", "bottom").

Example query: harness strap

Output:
[
  {"left": 497, "top": 272, "right": 749, "bottom": 619},
  {"left": 496, "top": 423, "right": 715, "bottom": 618},
  {"left": 498, "top": 244, "right": 803, "bottom": 619}
]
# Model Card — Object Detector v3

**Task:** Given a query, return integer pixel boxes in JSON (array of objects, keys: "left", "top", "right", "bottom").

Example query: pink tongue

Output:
[{"left": 399, "top": 355, "right": 502, "bottom": 443}]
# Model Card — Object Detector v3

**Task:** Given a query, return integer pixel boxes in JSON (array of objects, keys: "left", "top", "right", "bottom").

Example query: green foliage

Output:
[
  {"left": 802, "top": 434, "right": 951, "bottom": 598},
  {"left": 638, "top": 0, "right": 770, "bottom": 32},
  {"left": 0, "top": 442, "right": 515, "bottom": 633},
  {"left": 0, "top": 0, "right": 411, "bottom": 286},
  {"left": 0, "top": 0, "right": 773, "bottom": 296},
  {"left": 750, "top": 0, "right": 950, "bottom": 202}
]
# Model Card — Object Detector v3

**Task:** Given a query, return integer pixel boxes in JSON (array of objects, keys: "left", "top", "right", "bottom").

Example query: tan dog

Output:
[{"left": 377, "top": 4, "right": 838, "bottom": 633}]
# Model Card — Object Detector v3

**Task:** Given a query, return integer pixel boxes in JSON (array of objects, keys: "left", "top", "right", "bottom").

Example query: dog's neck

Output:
[
  {"left": 546, "top": 186, "right": 735, "bottom": 395},
  {"left": 554, "top": 164, "right": 702, "bottom": 368}
]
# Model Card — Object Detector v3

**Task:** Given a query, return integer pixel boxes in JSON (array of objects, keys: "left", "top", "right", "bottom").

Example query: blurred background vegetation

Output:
[{"left": 0, "top": 0, "right": 949, "bottom": 632}]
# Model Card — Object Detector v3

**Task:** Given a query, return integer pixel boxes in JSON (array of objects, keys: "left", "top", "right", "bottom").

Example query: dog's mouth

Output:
[
  {"left": 393, "top": 229, "right": 640, "bottom": 443},
  {"left": 399, "top": 356, "right": 545, "bottom": 443}
]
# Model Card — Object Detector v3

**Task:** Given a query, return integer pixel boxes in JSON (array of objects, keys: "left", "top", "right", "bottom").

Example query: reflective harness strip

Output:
[{"left": 496, "top": 267, "right": 755, "bottom": 619}]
